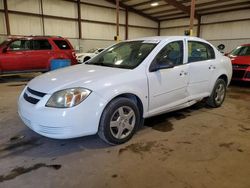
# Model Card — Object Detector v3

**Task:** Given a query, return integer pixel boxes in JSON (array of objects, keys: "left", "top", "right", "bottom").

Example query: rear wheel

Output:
[
  {"left": 98, "top": 97, "right": 140, "bottom": 145},
  {"left": 206, "top": 79, "right": 226, "bottom": 108}
]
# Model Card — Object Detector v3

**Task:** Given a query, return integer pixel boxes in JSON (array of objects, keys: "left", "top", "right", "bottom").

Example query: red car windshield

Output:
[
  {"left": 230, "top": 46, "right": 250, "bottom": 56},
  {"left": 0, "top": 39, "right": 12, "bottom": 48}
]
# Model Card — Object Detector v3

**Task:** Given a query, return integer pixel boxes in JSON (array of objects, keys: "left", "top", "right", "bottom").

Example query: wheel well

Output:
[
  {"left": 218, "top": 74, "right": 228, "bottom": 85},
  {"left": 113, "top": 93, "right": 144, "bottom": 120}
]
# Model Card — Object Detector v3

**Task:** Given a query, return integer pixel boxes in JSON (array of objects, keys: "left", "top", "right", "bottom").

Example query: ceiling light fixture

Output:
[{"left": 150, "top": 2, "right": 159, "bottom": 7}]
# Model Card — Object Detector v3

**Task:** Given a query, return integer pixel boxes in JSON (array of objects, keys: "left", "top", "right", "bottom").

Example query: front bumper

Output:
[
  {"left": 232, "top": 64, "right": 250, "bottom": 81},
  {"left": 18, "top": 88, "right": 106, "bottom": 139}
]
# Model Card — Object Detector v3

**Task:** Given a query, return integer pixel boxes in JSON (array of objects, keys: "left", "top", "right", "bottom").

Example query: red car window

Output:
[
  {"left": 33, "top": 40, "right": 52, "bottom": 50},
  {"left": 53, "top": 40, "right": 71, "bottom": 50},
  {"left": 9, "top": 40, "right": 32, "bottom": 51}
]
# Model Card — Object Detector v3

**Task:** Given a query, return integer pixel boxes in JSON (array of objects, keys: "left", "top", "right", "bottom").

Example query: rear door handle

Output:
[{"left": 209, "top": 65, "right": 216, "bottom": 70}]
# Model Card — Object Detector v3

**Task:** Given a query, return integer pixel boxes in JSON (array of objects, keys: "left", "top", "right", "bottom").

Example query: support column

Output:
[
  {"left": 115, "top": 0, "right": 119, "bottom": 41},
  {"left": 125, "top": 8, "right": 128, "bottom": 40},
  {"left": 77, "top": 0, "right": 82, "bottom": 39},
  {"left": 197, "top": 15, "right": 201, "bottom": 37},
  {"left": 40, "top": 0, "right": 45, "bottom": 36},
  {"left": 189, "top": 0, "right": 195, "bottom": 36},
  {"left": 3, "top": 0, "right": 10, "bottom": 36},
  {"left": 157, "top": 21, "right": 160, "bottom": 36}
]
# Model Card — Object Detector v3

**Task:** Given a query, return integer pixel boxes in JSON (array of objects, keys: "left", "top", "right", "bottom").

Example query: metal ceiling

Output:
[{"left": 107, "top": 0, "right": 250, "bottom": 21}]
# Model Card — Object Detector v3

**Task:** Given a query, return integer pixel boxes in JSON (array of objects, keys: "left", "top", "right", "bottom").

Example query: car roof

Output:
[
  {"left": 241, "top": 44, "right": 250, "bottom": 47},
  {"left": 7, "top": 36, "right": 65, "bottom": 40},
  {"left": 129, "top": 36, "right": 205, "bottom": 42}
]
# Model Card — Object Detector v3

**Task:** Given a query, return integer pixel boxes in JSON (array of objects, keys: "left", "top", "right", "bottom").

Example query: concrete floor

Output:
[{"left": 0, "top": 73, "right": 250, "bottom": 188}]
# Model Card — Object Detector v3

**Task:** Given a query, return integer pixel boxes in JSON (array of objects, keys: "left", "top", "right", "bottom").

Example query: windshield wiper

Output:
[
  {"left": 86, "top": 62, "right": 132, "bottom": 69},
  {"left": 85, "top": 62, "right": 103, "bottom": 66}
]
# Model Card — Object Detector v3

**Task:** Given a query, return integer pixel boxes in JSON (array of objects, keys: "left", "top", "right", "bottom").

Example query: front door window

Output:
[
  {"left": 9, "top": 40, "right": 32, "bottom": 51},
  {"left": 154, "top": 41, "right": 184, "bottom": 66}
]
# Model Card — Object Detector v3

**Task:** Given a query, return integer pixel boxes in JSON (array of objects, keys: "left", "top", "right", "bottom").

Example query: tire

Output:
[
  {"left": 206, "top": 79, "right": 227, "bottom": 108},
  {"left": 98, "top": 97, "right": 140, "bottom": 145}
]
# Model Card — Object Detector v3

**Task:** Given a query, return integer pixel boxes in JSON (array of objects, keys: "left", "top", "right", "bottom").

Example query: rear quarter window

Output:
[{"left": 53, "top": 40, "right": 71, "bottom": 50}]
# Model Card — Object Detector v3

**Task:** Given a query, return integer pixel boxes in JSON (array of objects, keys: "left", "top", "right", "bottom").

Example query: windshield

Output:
[
  {"left": 86, "top": 41, "right": 158, "bottom": 69},
  {"left": 0, "top": 39, "right": 12, "bottom": 48},
  {"left": 230, "top": 46, "right": 250, "bottom": 56}
]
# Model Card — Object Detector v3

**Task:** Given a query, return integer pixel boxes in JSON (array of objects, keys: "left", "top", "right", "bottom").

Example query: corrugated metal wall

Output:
[
  {"left": 1, "top": 0, "right": 249, "bottom": 53},
  {"left": 0, "top": 0, "right": 158, "bottom": 52},
  {"left": 161, "top": 18, "right": 198, "bottom": 36},
  {"left": 160, "top": 9, "right": 250, "bottom": 52},
  {"left": 0, "top": 0, "right": 6, "bottom": 40},
  {"left": 201, "top": 9, "right": 250, "bottom": 52}
]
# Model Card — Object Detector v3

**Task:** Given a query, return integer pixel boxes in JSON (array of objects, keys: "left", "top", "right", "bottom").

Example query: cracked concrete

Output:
[{"left": 0, "top": 74, "right": 250, "bottom": 188}]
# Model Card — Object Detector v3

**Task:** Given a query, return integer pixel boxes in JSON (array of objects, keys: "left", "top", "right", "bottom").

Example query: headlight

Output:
[{"left": 46, "top": 88, "right": 91, "bottom": 108}]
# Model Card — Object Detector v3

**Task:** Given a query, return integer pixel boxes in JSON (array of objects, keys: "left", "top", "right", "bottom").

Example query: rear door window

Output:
[
  {"left": 53, "top": 40, "right": 71, "bottom": 50},
  {"left": 33, "top": 40, "right": 52, "bottom": 50},
  {"left": 188, "top": 41, "right": 215, "bottom": 63}
]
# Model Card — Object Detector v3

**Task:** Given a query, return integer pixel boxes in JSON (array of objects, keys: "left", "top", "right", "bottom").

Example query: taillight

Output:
[{"left": 72, "top": 51, "right": 76, "bottom": 57}]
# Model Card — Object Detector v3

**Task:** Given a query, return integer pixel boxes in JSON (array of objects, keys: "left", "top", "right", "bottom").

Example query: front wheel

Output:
[
  {"left": 206, "top": 79, "right": 226, "bottom": 108},
  {"left": 98, "top": 97, "right": 140, "bottom": 145}
]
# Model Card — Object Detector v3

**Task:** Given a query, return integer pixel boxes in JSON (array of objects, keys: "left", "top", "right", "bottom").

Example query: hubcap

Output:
[
  {"left": 215, "top": 83, "right": 225, "bottom": 105},
  {"left": 110, "top": 106, "right": 136, "bottom": 139}
]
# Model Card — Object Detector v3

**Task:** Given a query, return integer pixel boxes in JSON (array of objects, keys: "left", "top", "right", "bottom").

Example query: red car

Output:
[
  {"left": 227, "top": 44, "right": 250, "bottom": 81},
  {"left": 0, "top": 36, "right": 77, "bottom": 74}
]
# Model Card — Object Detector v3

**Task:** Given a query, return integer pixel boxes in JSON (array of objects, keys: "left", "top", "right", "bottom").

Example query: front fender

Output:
[
  {"left": 92, "top": 77, "right": 149, "bottom": 118},
  {"left": 96, "top": 86, "right": 148, "bottom": 117}
]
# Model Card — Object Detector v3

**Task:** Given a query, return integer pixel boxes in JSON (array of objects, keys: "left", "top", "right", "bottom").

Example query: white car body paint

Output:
[
  {"left": 18, "top": 36, "right": 232, "bottom": 139},
  {"left": 76, "top": 48, "right": 104, "bottom": 63}
]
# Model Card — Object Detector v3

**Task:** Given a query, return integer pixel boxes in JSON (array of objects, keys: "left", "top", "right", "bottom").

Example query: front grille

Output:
[
  {"left": 232, "top": 64, "right": 249, "bottom": 69},
  {"left": 232, "top": 70, "right": 245, "bottom": 79},
  {"left": 27, "top": 87, "right": 46, "bottom": 97},
  {"left": 23, "top": 87, "right": 47, "bottom": 104},
  {"left": 24, "top": 93, "right": 40, "bottom": 104}
]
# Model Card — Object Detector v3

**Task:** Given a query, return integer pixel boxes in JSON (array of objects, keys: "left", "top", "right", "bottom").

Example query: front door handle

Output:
[{"left": 180, "top": 71, "right": 188, "bottom": 76}]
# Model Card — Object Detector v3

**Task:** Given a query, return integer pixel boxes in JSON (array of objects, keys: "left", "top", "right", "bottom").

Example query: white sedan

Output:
[
  {"left": 76, "top": 48, "right": 104, "bottom": 63},
  {"left": 18, "top": 36, "right": 232, "bottom": 145}
]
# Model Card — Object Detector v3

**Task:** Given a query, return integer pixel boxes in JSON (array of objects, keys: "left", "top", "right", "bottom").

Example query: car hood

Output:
[
  {"left": 28, "top": 64, "right": 128, "bottom": 94},
  {"left": 229, "top": 55, "right": 250, "bottom": 65}
]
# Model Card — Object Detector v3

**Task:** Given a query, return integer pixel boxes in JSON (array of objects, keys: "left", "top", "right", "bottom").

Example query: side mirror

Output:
[
  {"left": 217, "top": 44, "right": 225, "bottom": 51},
  {"left": 149, "top": 60, "right": 175, "bottom": 72}
]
